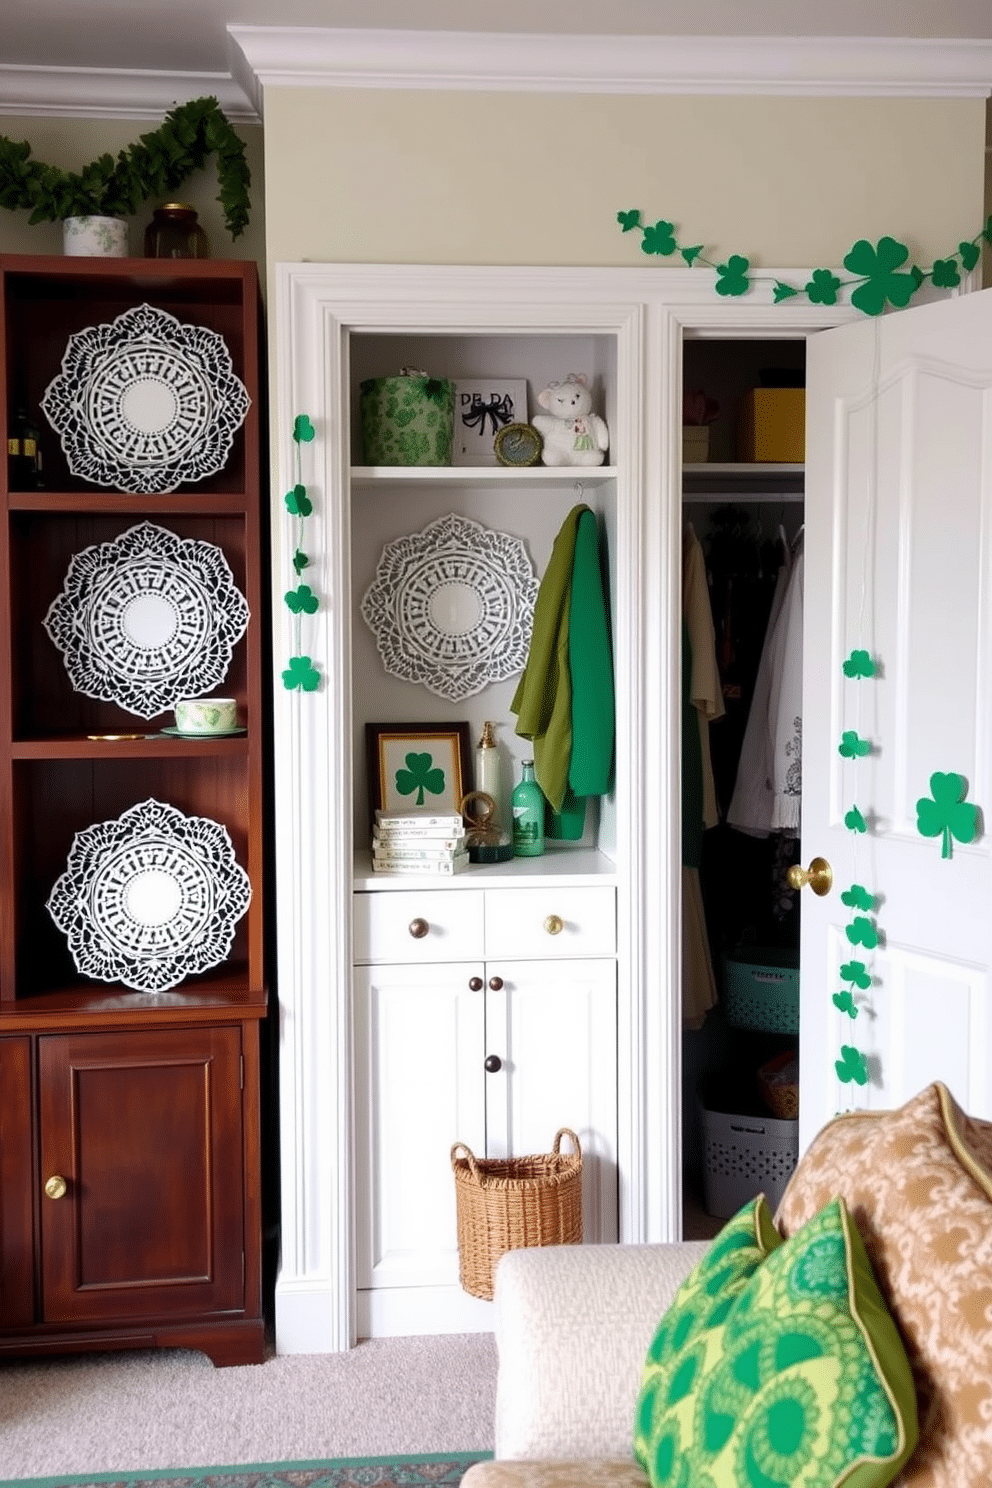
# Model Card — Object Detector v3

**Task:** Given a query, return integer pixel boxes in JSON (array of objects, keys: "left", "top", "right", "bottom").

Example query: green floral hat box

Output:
[{"left": 359, "top": 371, "right": 455, "bottom": 465}]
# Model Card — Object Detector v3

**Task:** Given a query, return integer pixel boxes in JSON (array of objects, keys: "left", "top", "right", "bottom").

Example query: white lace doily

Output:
[
  {"left": 46, "top": 797, "right": 251, "bottom": 993},
  {"left": 41, "top": 302, "right": 250, "bottom": 494},
  {"left": 360, "top": 512, "right": 537, "bottom": 700},
  {"left": 43, "top": 521, "right": 249, "bottom": 719}
]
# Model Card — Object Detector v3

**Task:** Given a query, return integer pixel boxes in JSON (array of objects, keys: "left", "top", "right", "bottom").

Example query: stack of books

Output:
[{"left": 371, "top": 808, "right": 469, "bottom": 875}]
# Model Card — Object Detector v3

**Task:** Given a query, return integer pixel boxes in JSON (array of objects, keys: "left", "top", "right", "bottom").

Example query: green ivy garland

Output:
[
  {"left": 282, "top": 414, "right": 320, "bottom": 693},
  {"left": 616, "top": 211, "right": 992, "bottom": 315}
]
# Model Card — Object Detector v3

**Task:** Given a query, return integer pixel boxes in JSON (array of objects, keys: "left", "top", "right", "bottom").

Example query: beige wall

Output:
[
  {"left": 0, "top": 116, "right": 266, "bottom": 270},
  {"left": 262, "top": 89, "right": 986, "bottom": 278}
]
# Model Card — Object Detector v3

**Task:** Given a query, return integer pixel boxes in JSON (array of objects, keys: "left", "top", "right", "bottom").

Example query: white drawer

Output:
[
  {"left": 354, "top": 890, "right": 485, "bottom": 964},
  {"left": 484, "top": 885, "right": 616, "bottom": 960}
]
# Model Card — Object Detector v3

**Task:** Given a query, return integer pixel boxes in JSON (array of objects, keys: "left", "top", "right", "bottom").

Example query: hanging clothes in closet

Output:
[
  {"left": 726, "top": 526, "right": 805, "bottom": 838},
  {"left": 682, "top": 523, "right": 721, "bottom": 1029}
]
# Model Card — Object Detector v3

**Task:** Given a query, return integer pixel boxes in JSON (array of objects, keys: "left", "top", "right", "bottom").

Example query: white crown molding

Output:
[
  {"left": 227, "top": 27, "right": 992, "bottom": 116},
  {"left": 0, "top": 66, "right": 258, "bottom": 123}
]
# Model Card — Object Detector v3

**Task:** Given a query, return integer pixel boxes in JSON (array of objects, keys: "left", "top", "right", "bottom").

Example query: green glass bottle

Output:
[{"left": 512, "top": 760, "right": 545, "bottom": 857}]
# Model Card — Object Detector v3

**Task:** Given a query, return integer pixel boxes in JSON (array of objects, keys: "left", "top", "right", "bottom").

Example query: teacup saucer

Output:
[{"left": 160, "top": 725, "right": 247, "bottom": 738}]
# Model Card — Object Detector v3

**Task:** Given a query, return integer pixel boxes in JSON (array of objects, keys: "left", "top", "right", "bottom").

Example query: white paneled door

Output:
[{"left": 800, "top": 288, "right": 992, "bottom": 1150}]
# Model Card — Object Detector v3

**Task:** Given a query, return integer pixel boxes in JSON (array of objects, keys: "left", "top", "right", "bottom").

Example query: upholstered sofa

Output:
[{"left": 463, "top": 1082, "right": 992, "bottom": 1488}]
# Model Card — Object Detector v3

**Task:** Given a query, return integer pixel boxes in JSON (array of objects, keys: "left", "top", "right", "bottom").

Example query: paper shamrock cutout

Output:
[
  {"left": 843, "top": 649, "right": 876, "bottom": 679},
  {"left": 840, "top": 959, "right": 872, "bottom": 990},
  {"left": 642, "top": 219, "right": 679, "bottom": 256},
  {"left": 844, "top": 237, "right": 919, "bottom": 316},
  {"left": 617, "top": 209, "right": 641, "bottom": 233},
  {"left": 285, "top": 484, "right": 312, "bottom": 517},
  {"left": 916, "top": 772, "right": 979, "bottom": 859},
  {"left": 836, "top": 1045, "right": 870, "bottom": 1085},
  {"left": 846, "top": 915, "right": 879, "bottom": 950},
  {"left": 285, "top": 584, "right": 319, "bottom": 615},
  {"left": 840, "top": 885, "right": 875, "bottom": 912},
  {"left": 839, "top": 730, "right": 871, "bottom": 759},
  {"left": 833, "top": 990, "right": 859, "bottom": 1019},
  {"left": 845, "top": 806, "right": 867, "bottom": 834},
  {"left": 282, "top": 655, "right": 320, "bottom": 692},
  {"left": 715, "top": 255, "right": 750, "bottom": 297},
  {"left": 293, "top": 413, "right": 315, "bottom": 443},
  {"left": 292, "top": 549, "right": 309, "bottom": 575},
  {"left": 395, "top": 752, "right": 445, "bottom": 806}
]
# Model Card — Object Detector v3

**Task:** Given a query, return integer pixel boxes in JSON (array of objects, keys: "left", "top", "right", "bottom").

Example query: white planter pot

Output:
[{"left": 62, "top": 215, "right": 128, "bottom": 257}]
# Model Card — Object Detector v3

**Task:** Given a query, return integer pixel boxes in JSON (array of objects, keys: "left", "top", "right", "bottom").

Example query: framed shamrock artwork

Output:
[{"left": 366, "top": 721, "right": 473, "bottom": 817}]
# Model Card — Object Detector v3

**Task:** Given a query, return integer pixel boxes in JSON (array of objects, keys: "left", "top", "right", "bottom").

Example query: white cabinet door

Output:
[
  {"left": 801, "top": 287, "right": 992, "bottom": 1150},
  {"left": 485, "top": 957, "right": 619, "bottom": 1244},
  {"left": 354, "top": 960, "right": 485, "bottom": 1290}
]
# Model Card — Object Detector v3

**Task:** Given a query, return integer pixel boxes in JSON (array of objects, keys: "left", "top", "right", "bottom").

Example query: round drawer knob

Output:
[
  {"left": 488, "top": 975, "right": 504, "bottom": 991},
  {"left": 484, "top": 1055, "right": 502, "bottom": 1073},
  {"left": 408, "top": 917, "right": 429, "bottom": 939},
  {"left": 468, "top": 976, "right": 484, "bottom": 991},
  {"left": 45, "top": 1175, "right": 68, "bottom": 1200},
  {"left": 543, "top": 914, "right": 564, "bottom": 936}
]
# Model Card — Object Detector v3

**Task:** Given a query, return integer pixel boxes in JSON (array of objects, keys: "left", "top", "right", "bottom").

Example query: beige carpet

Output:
[{"left": 0, "top": 1333, "right": 497, "bottom": 1481}]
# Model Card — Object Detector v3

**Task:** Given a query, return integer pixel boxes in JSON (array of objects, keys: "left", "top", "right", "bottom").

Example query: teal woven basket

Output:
[
  {"left": 722, "top": 948, "right": 799, "bottom": 1035},
  {"left": 359, "top": 373, "right": 455, "bottom": 465}
]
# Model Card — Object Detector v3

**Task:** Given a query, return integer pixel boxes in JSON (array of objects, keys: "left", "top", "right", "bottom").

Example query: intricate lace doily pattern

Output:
[
  {"left": 361, "top": 512, "right": 537, "bottom": 700},
  {"left": 43, "top": 521, "right": 249, "bottom": 719},
  {"left": 41, "top": 302, "right": 250, "bottom": 493},
  {"left": 46, "top": 797, "right": 251, "bottom": 993}
]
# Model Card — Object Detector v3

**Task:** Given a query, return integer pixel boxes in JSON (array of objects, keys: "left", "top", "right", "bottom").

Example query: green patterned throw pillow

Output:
[{"left": 634, "top": 1196, "right": 918, "bottom": 1488}]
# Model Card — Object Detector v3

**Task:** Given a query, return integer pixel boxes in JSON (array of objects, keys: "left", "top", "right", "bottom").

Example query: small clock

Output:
[{"left": 494, "top": 421, "right": 543, "bottom": 467}]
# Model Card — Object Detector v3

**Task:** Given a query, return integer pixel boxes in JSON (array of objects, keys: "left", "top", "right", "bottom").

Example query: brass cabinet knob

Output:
[
  {"left": 44, "top": 1175, "right": 68, "bottom": 1200},
  {"left": 408, "top": 917, "right": 429, "bottom": 939},
  {"left": 786, "top": 856, "right": 833, "bottom": 897},
  {"left": 543, "top": 914, "right": 564, "bottom": 936}
]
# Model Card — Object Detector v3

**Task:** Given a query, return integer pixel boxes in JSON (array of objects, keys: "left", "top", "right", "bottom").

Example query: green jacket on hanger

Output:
[{"left": 511, "top": 504, "right": 615, "bottom": 839}]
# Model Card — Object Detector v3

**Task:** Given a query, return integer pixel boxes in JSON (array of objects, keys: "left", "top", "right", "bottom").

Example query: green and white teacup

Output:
[{"left": 175, "top": 697, "right": 237, "bottom": 734}]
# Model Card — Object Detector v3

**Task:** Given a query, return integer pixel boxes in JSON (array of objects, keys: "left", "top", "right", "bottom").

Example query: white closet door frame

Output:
[{"left": 270, "top": 261, "right": 871, "bottom": 1353}]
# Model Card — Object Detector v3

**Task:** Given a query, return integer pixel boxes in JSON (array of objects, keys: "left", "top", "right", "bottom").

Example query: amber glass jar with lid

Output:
[{"left": 143, "top": 203, "right": 209, "bottom": 259}]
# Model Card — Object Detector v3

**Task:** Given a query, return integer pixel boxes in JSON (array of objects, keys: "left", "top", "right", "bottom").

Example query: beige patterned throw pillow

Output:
[{"left": 775, "top": 1082, "right": 992, "bottom": 1488}]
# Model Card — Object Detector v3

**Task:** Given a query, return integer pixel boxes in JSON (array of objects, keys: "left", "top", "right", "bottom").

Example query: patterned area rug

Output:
[{"left": 2, "top": 1452, "right": 492, "bottom": 1488}]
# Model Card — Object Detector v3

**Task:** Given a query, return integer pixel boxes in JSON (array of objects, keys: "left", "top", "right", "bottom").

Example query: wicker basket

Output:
[
  {"left": 450, "top": 1128, "right": 582, "bottom": 1300},
  {"left": 758, "top": 1050, "right": 799, "bottom": 1121}
]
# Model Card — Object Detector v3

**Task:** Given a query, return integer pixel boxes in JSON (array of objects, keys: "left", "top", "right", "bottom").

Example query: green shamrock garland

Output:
[
  {"left": 616, "top": 211, "right": 992, "bottom": 316},
  {"left": 836, "top": 647, "right": 876, "bottom": 1089},
  {"left": 282, "top": 414, "right": 320, "bottom": 693}
]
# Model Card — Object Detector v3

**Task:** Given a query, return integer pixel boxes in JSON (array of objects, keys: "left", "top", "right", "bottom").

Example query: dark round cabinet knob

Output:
[
  {"left": 484, "top": 1054, "right": 502, "bottom": 1073},
  {"left": 468, "top": 976, "right": 484, "bottom": 991},
  {"left": 408, "top": 917, "right": 429, "bottom": 939},
  {"left": 488, "top": 975, "right": 504, "bottom": 991}
]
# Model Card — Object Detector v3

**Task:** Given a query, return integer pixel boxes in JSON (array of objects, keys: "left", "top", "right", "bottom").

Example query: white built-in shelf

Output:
[
  {"left": 353, "top": 844, "right": 617, "bottom": 891},
  {"left": 351, "top": 465, "right": 619, "bottom": 488}
]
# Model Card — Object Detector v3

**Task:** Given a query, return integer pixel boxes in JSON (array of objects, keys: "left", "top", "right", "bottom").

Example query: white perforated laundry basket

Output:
[{"left": 701, "top": 1105, "right": 798, "bottom": 1219}]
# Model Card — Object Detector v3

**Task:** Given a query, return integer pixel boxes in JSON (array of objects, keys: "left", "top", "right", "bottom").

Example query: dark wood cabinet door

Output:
[
  {"left": 38, "top": 1025, "right": 246, "bottom": 1324},
  {"left": 0, "top": 1037, "right": 34, "bottom": 1328}
]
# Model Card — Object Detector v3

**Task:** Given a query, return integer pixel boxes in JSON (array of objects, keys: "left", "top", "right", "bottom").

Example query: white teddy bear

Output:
[{"left": 532, "top": 374, "right": 609, "bottom": 467}]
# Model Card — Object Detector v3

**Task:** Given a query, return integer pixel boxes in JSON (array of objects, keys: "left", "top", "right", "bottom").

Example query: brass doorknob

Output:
[
  {"left": 543, "top": 914, "right": 564, "bottom": 936},
  {"left": 786, "top": 856, "right": 833, "bottom": 897},
  {"left": 44, "top": 1175, "right": 67, "bottom": 1200}
]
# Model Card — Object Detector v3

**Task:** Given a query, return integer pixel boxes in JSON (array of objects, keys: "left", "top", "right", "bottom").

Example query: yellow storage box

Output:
[{"left": 739, "top": 388, "right": 805, "bottom": 463}]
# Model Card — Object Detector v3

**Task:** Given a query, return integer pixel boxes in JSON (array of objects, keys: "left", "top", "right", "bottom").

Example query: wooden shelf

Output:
[
  {"left": 7, "top": 490, "right": 252, "bottom": 514},
  {"left": 11, "top": 734, "right": 250, "bottom": 760}
]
